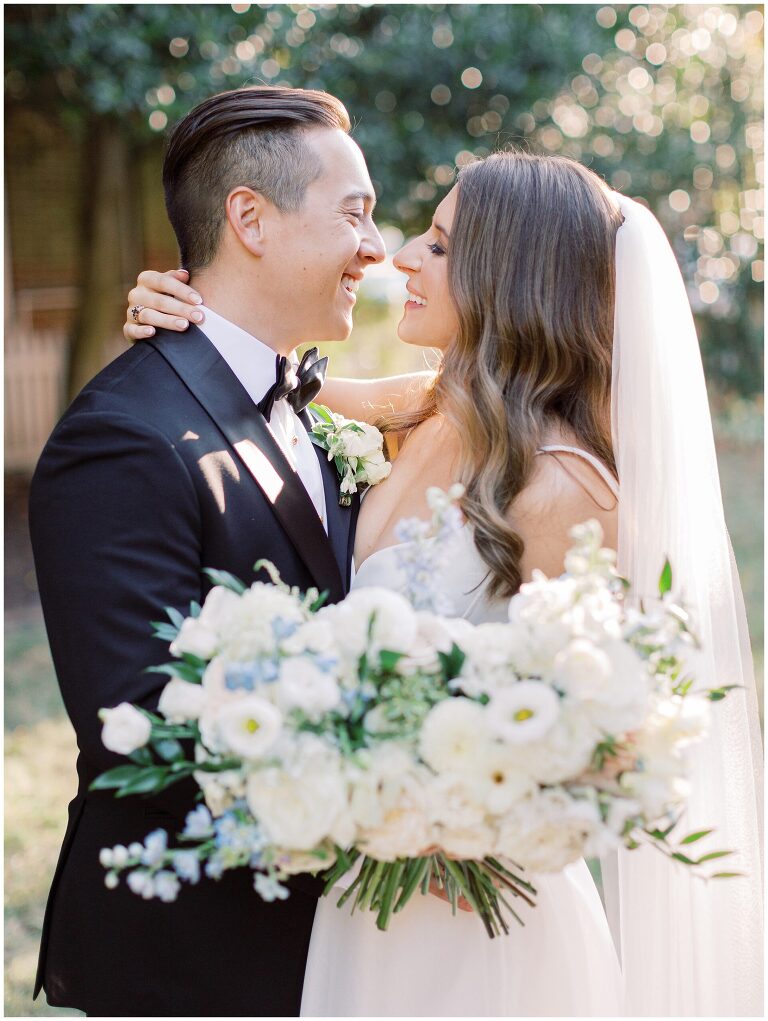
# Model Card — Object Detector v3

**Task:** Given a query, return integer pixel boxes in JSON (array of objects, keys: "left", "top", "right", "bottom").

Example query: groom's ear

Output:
[{"left": 225, "top": 187, "right": 269, "bottom": 257}]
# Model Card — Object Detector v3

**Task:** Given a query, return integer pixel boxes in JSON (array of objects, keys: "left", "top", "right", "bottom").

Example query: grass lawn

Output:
[{"left": 4, "top": 432, "right": 762, "bottom": 1017}]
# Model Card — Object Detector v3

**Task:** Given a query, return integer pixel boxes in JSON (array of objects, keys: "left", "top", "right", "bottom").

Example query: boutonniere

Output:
[{"left": 309, "top": 403, "right": 392, "bottom": 506}]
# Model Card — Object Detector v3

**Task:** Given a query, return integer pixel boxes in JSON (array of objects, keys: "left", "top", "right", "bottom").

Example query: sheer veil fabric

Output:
[{"left": 603, "top": 194, "right": 763, "bottom": 1015}]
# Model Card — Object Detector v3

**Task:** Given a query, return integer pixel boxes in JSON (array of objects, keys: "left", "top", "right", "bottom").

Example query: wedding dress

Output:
[{"left": 300, "top": 447, "right": 624, "bottom": 1018}]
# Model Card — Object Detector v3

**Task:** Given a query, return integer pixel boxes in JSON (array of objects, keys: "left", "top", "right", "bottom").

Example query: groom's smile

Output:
[{"left": 265, "top": 128, "right": 385, "bottom": 347}]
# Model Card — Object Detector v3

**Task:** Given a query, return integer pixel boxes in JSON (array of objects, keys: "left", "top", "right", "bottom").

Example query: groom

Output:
[{"left": 30, "top": 86, "right": 385, "bottom": 1016}]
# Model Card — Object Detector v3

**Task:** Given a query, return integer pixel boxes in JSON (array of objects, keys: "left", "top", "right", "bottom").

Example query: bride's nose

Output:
[{"left": 392, "top": 236, "right": 420, "bottom": 275}]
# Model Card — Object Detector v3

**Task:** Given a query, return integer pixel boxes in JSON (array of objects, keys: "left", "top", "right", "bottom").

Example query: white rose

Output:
[
  {"left": 99, "top": 703, "right": 152, "bottom": 755},
  {"left": 198, "top": 585, "right": 240, "bottom": 632},
  {"left": 275, "top": 843, "right": 338, "bottom": 875},
  {"left": 439, "top": 823, "right": 496, "bottom": 859},
  {"left": 170, "top": 617, "right": 219, "bottom": 660},
  {"left": 426, "top": 773, "right": 487, "bottom": 829},
  {"left": 496, "top": 789, "right": 601, "bottom": 872},
  {"left": 217, "top": 584, "right": 306, "bottom": 662},
  {"left": 363, "top": 451, "right": 392, "bottom": 485},
  {"left": 552, "top": 639, "right": 612, "bottom": 699},
  {"left": 486, "top": 681, "right": 561, "bottom": 745},
  {"left": 456, "top": 622, "right": 530, "bottom": 697},
  {"left": 418, "top": 697, "right": 489, "bottom": 774},
  {"left": 275, "top": 657, "right": 341, "bottom": 722},
  {"left": 158, "top": 677, "right": 207, "bottom": 723},
  {"left": 358, "top": 792, "right": 433, "bottom": 862},
  {"left": 340, "top": 421, "right": 384, "bottom": 458},
  {"left": 214, "top": 696, "right": 283, "bottom": 760},
  {"left": 246, "top": 744, "right": 348, "bottom": 849},
  {"left": 319, "top": 587, "right": 418, "bottom": 659}
]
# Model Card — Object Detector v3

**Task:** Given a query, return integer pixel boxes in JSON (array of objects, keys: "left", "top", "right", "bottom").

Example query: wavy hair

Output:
[{"left": 386, "top": 151, "right": 623, "bottom": 598}]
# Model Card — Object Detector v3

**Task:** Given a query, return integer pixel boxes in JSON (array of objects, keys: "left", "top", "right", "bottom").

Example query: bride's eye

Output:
[{"left": 427, "top": 242, "right": 446, "bottom": 256}]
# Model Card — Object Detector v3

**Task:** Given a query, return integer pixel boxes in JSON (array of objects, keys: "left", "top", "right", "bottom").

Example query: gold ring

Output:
[{"left": 130, "top": 305, "right": 145, "bottom": 323}]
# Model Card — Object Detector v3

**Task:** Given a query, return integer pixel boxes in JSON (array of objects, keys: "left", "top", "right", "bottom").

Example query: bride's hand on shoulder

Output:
[{"left": 124, "top": 269, "right": 205, "bottom": 343}]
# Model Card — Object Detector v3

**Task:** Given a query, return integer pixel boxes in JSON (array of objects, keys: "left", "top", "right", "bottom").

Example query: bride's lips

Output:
[{"left": 405, "top": 288, "right": 427, "bottom": 311}]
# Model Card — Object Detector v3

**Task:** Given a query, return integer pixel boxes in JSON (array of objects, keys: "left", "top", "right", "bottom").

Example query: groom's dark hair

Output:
[{"left": 163, "top": 85, "right": 351, "bottom": 270}]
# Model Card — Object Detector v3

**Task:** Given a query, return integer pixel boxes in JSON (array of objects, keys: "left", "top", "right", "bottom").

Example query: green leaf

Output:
[
  {"left": 707, "top": 684, "right": 742, "bottom": 701},
  {"left": 165, "top": 606, "right": 186, "bottom": 629},
  {"left": 153, "top": 738, "right": 185, "bottom": 763},
  {"left": 128, "top": 747, "right": 154, "bottom": 766},
  {"left": 711, "top": 872, "right": 744, "bottom": 879},
  {"left": 203, "top": 568, "right": 247, "bottom": 594},
  {"left": 695, "top": 849, "right": 734, "bottom": 864},
  {"left": 89, "top": 765, "right": 143, "bottom": 790},
  {"left": 658, "top": 558, "right": 673, "bottom": 596},
  {"left": 671, "top": 851, "right": 697, "bottom": 866},
  {"left": 189, "top": 600, "right": 202, "bottom": 618},
  {"left": 437, "top": 643, "right": 466, "bottom": 679},
  {"left": 680, "top": 828, "right": 714, "bottom": 845},
  {"left": 114, "top": 767, "right": 169, "bottom": 797},
  {"left": 151, "top": 622, "right": 180, "bottom": 642},
  {"left": 308, "top": 401, "right": 334, "bottom": 424},
  {"left": 379, "top": 649, "right": 405, "bottom": 673}
]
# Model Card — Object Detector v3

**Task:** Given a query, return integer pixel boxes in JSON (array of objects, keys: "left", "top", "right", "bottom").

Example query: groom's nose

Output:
[{"left": 359, "top": 221, "right": 386, "bottom": 265}]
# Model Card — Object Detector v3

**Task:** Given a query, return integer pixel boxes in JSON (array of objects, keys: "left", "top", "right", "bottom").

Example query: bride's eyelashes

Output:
[{"left": 427, "top": 242, "right": 446, "bottom": 256}]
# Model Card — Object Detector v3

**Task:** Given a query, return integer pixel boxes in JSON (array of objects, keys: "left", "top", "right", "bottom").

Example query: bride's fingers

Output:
[
  {"left": 127, "top": 287, "right": 204, "bottom": 323},
  {"left": 135, "top": 269, "right": 201, "bottom": 307}
]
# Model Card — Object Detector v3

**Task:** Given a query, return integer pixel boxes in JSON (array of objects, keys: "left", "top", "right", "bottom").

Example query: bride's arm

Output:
[
  {"left": 123, "top": 269, "right": 434, "bottom": 421},
  {"left": 321, "top": 372, "right": 435, "bottom": 423}
]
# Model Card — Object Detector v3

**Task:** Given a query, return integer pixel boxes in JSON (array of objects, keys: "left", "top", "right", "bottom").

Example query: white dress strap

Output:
[{"left": 536, "top": 445, "right": 620, "bottom": 499}]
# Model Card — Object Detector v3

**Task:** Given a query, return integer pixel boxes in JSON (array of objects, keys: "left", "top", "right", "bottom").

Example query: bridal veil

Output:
[{"left": 604, "top": 194, "right": 764, "bottom": 1015}]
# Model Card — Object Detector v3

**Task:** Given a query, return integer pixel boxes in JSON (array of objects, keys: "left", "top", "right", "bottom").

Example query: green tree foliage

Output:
[{"left": 5, "top": 3, "right": 763, "bottom": 396}]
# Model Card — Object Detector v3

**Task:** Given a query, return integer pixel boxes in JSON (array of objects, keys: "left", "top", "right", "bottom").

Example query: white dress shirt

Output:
[{"left": 198, "top": 306, "right": 328, "bottom": 531}]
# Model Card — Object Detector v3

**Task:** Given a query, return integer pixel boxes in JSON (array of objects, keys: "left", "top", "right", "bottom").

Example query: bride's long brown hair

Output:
[{"left": 387, "top": 150, "right": 624, "bottom": 598}]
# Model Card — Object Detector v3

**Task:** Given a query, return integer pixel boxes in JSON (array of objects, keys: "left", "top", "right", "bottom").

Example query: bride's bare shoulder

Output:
[{"left": 510, "top": 448, "right": 618, "bottom": 580}]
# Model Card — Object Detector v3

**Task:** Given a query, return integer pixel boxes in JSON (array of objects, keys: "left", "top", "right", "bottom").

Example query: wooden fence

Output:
[{"left": 5, "top": 327, "right": 67, "bottom": 472}]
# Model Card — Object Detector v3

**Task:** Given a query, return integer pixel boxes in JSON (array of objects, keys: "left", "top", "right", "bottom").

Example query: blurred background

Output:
[{"left": 4, "top": 3, "right": 763, "bottom": 1015}]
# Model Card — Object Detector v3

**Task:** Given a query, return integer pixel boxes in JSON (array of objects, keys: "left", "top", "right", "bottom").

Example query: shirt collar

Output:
[{"left": 197, "top": 305, "right": 296, "bottom": 406}]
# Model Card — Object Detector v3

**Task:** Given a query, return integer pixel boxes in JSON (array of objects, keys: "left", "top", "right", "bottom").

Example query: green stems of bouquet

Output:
[{"left": 323, "top": 850, "right": 537, "bottom": 938}]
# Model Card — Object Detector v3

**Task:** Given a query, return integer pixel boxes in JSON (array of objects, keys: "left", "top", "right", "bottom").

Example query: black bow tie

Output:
[{"left": 257, "top": 347, "right": 328, "bottom": 422}]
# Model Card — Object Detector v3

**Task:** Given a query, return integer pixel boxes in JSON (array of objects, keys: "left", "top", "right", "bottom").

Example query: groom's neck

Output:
[{"left": 189, "top": 267, "right": 296, "bottom": 358}]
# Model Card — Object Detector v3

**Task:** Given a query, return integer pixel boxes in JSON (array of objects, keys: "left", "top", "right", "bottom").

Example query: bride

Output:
[{"left": 124, "top": 150, "right": 762, "bottom": 1016}]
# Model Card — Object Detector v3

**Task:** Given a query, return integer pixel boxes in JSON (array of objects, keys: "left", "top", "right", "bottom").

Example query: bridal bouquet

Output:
[{"left": 93, "top": 490, "right": 735, "bottom": 937}]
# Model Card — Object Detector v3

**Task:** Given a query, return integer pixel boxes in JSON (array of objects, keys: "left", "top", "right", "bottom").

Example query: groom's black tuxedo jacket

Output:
[{"left": 29, "top": 325, "right": 358, "bottom": 1017}]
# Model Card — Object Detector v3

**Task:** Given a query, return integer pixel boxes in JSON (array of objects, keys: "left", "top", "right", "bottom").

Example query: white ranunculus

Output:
[
  {"left": 486, "top": 682, "right": 561, "bottom": 745},
  {"left": 246, "top": 740, "right": 348, "bottom": 849},
  {"left": 496, "top": 788, "right": 602, "bottom": 872},
  {"left": 198, "top": 585, "right": 241, "bottom": 632},
  {"left": 418, "top": 697, "right": 489, "bottom": 774},
  {"left": 170, "top": 617, "right": 219, "bottom": 660},
  {"left": 506, "top": 704, "right": 599, "bottom": 785},
  {"left": 99, "top": 703, "right": 152, "bottom": 755},
  {"left": 214, "top": 696, "right": 283, "bottom": 760},
  {"left": 275, "top": 657, "right": 341, "bottom": 722},
  {"left": 158, "top": 677, "right": 207, "bottom": 723}
]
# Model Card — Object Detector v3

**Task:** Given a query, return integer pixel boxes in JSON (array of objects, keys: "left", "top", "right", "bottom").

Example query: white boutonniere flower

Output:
[{"left": 309, "top": 402, "right": 391, "bottom": 506}]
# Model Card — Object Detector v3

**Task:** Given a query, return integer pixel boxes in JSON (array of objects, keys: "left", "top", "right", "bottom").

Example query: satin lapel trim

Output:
[
  {"left": 149, "top": 328, "right": 344, "bottom": 602},
  {"left": 302, "top": 411, "right": 356, "bottom": 592}
]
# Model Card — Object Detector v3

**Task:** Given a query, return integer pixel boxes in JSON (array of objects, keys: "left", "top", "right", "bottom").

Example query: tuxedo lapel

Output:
[
  {"left": 301, "top": 410, "right": 358, "bottom": 592},
  {"left": 149, "top": 327, "right": 345, "bottom": 602}
]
